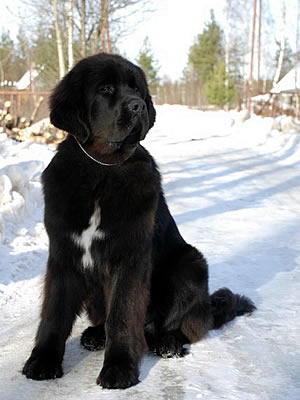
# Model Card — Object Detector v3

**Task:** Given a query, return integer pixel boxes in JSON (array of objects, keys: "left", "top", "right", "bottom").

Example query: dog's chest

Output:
[{"left": 71, "top": 207, "right": 105, "bottom": 269}]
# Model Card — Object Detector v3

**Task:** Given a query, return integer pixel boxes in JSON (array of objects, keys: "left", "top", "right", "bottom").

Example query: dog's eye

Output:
[
  {"left": 134, "top": 87, "right": 140, "bottom": 94},
  {"left": 99, "top": 85, "right": 115, "bottom": 94}
]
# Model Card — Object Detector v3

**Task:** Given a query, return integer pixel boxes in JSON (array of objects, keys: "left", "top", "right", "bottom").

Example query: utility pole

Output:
[
  {"left": 257, "top": 0, "right": 262, "bottom": 93},
  {"left": 247, "top": 0, "right": 257, "bottom": 111},
  {"left": 295, "top": 0, "right": 300, "bottom": 118},
  {"left": 225, "top": 0, "right": 231, "bottom": 111}
]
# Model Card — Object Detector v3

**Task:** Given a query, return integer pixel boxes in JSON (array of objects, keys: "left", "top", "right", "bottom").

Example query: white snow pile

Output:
[{"left": 0, "top": 106, "right": 299, "bottom": 400}]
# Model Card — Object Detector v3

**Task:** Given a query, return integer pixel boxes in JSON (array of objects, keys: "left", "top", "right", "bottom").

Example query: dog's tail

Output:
[{"left": 210, "top": 287, "right": 256, "bottom": 329}]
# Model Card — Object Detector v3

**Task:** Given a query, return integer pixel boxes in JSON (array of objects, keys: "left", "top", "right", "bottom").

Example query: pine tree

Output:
[
  {"left": 0, "top": 31, "right": 26, "bottom": 83},
  {"left": 0, "top": 32, "right": 15, "bottom": 82},
  {"left": 188, "top": 10, "right": 223, "bottom": 81},
  {"left": 205, "top": 59, "right": 236, "bottom": 106},
  {"left": 136, "top": 37, "right": 160, "bottom": 94},
  {"left": 31, "top": 25, "right": 60, "bottom": 88}
]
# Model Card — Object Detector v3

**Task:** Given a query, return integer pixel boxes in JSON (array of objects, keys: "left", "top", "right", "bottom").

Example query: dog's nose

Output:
[{"left": 128, "top": 99, "right": 145, "bottom": 115}]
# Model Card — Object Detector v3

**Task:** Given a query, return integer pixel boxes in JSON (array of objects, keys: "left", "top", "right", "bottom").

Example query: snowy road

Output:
[{"left": 0, "top": 106, "right": 299, "bottom": 399}]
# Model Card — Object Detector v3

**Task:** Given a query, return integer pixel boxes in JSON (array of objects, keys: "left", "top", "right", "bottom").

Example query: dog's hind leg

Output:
[
  {"left": 152, "top": 243, "right": 255, "bottom": 358},
  {"left": 152, "top": 244, "right": 213, "bottom": 358}
]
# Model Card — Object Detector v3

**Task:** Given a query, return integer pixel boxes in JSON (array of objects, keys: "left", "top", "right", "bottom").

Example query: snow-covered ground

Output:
[{"left": 0, "top": 106, "right": 299, "bottom": 400}]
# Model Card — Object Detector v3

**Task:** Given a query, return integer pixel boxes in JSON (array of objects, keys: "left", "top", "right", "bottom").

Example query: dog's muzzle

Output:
[
  {"left": 108, "top": 97, "right": 147, "bottom": 150},
  {"left": 108, "top": 129, "right": 140, "bottom": 149}
]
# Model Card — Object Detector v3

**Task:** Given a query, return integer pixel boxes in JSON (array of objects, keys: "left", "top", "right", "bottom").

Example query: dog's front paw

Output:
[
  {"left": 97, "top": 363, "right": 139, "bottom": 389},
  {"left": 22, "top": 349, "right": 63, "bottom": 380}
]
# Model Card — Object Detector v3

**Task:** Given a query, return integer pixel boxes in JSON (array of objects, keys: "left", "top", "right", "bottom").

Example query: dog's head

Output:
[{"left": 50, "top": 53, "right": 156, "bottom": 164}]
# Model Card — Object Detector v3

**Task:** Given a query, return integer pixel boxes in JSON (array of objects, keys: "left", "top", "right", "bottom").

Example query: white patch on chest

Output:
[{"left": 72, "top": 207, "right": 105, "bottom": 269}]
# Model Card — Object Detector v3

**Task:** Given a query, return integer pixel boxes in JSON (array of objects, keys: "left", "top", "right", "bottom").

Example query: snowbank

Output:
[{"left": 0, "top": 133, "right": 53, "bottom": 240}]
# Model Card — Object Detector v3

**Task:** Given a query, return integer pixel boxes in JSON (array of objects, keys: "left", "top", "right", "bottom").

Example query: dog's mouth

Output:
[
  {"left": 108, "top": 125, "right": 141, "bottom": 151},
  {"left": 82, "top": 124, "right": 142, "bottom": 166}
]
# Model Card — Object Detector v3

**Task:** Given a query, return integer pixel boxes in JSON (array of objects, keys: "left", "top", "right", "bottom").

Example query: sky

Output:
[
  {"left": 0, "top": 0, "right": 299, "bottom": 81},
  {"left": 117, "top": 0, "right": 227, "bottom": 80},
  {"left": 117, "top": 0, "right": 299, "bottom": 81}
]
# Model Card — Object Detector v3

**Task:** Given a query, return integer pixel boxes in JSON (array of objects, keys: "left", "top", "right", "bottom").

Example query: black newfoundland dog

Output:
[{"left": 23, "top": 53, "right": 255, "bottom": 389}]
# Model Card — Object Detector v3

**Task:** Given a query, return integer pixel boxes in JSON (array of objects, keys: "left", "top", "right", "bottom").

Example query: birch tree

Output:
[
  {"left": 68, "top": 0, "right": 74, "bottom": 70},
  {"left": 257, "top": 0, "right": 262, "bottom": 92},
  {"left": 247, "top": 0, "right": 257, "bottom": 111},
  {"left": 80, "top": 0, "right": 86, "bottom": 57},
  {"left": 223, "top": 0, "right": 253, "bottom": 105},
  {"left": 295, "top": 0, "right": 300, "bottom": 117},
  {"left": 92, "top": 0, "right": 110, "bottom": 52},
  {"left": 101, "top": 0, "right": 111, "bottom": 52},
  {"left": 224, "top": 0, "right": 231, "bottom": 109},
  {"left": 91, "top": 0, "right": 149, "bottom": 53},
  {"left": 273, "top": 1, "right": 286, "bottom": 86},
  {"left": 52, "top": 0, "right": 66, "bottom": 78},
  {"left": 11, "top": 0, "right": 154, "bottom": 84}
]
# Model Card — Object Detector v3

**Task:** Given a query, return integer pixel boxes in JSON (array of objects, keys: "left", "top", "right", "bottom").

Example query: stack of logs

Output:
[{"left": 0, "top": 100, "right": 66, "bottom": 146}]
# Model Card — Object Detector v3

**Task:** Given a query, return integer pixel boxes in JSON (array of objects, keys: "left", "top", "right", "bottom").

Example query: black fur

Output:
[{"left": 22, "top": 53, "right": 255, "bottom": 389}]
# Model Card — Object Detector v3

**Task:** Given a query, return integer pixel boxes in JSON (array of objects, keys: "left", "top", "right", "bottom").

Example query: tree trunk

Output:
[
  {"left": 68, "top": 0, "right": 74, "bottom": 70},
  {"left": 100, "top": 0, "right": 106, "bottom": 51},
  {"left": 92, "top": 0, "right": 105, "bottom": 52},
  {"left": 243, "top": 4, "right": 250, "bottom": 105},
  {"left": 100, "top": 0, "right": 111, "bottom": 52},
  {"left": 257, "top": 0, "right": 262, "bottom": 93},
  {"left": 105, "top": 9, "right": 111, "bottom": 53},
  {"left": 247, "top": 0, "right": 257, "bottom": 112},
  {"left": 273, "top": 1, "right": 286, "bottom": 87},
  {"left": 0, "top": 61, "right": 4, "bottom": 83},
  {"left": 263, "top": 77, "right": 267, "bottom": 93},
  {"left": 29, "top": 58, "right": 38, "bottom": 108},
  {"left": 80, "top": 0, "right": 86, "bottom": 57},
  {"left": 52, "top": 0, "right": 66, "bottom": 79},
  {"left": 295, "top": 0, "right": 300, "bottom": 118},
  {"left": 225, "top": 0, "right": 231, "bottom": 110}
]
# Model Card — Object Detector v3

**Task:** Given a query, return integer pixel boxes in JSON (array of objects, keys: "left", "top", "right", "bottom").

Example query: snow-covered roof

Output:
[
  {"left": 251, "top": 93, "right": 272, "bottom": 102},
  {"left": 15, "top": 69, "right": 41, "bottom": 90},
  {"left": 271, "top": 66, "right": 300, "bottom": 94}
]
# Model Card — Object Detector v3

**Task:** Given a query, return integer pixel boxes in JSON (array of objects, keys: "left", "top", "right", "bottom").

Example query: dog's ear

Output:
[
  {"left": 145, "top": 92, "right": 156, "bottom": 130},
  {"left": 135, "top": 64, "right": 156, "bottom": 131},
  {"left": 49, "top": 69, "right": 91, "bottom": 143}
]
